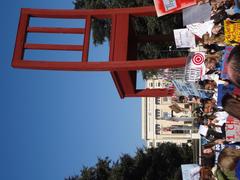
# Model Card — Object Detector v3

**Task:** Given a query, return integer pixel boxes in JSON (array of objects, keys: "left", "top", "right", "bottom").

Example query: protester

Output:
[
  {"left": 217, "top": 147, "right": 240, "bottom": 179},
  {"left": 227, "top": 45, "right": 240, "bottom": 88},
  {"left": 222, "top": 93, "right": 240, "bottom": 119}
]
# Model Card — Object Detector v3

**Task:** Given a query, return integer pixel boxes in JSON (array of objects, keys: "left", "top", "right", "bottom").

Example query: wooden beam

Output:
[
  {"left": 24, "top": 43, "right": 83, "bottom": 51},
  {"left": 27, "top": 27, "right": 85, "bottom": 34}
]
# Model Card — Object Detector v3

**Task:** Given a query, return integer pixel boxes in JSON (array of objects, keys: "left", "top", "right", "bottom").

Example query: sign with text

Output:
[
  {"left": 181, "top": 164, "right": 200, "bottom": 180},
  {"left": 185, "top": 52, "right": 206, "bottom": 82},
  {"left": 153, "top": 0, "right": 197, "bottom": 17},
  {"left": 173, "top": 79, "right": 200, "bottom": 97},
  {"left": 186, "top": 20, "right": 214, "bottom": 38},
  {"left": 173, "top": 28, "right": 196, "bottom": 48},
  {"left": 225, "top": 115, "right": 240, "bottom": 141},
  {"left": 224, "top": 20, "right": 240, "bottom": 45}
]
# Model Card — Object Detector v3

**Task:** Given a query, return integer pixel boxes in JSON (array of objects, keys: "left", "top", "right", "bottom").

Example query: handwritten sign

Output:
[
  {"left": 173, "top": 28, "right": 196, "bottom": 48},
  {"left": 225, "top": 115, "right": 240, "bottom": 141},
  {"left": 173, "top": 79, "right": 200, "bottom": 97},
  {"left": 181, "top": 164, "right": 200, "bottom": 180},
  {"left": 186, "top": 20, "right": 214, "bottom": 38},
  {"left": 224, "top": 20, "right": 240, "bottom": 45},
  {"left": 153, "top": 0, "right": 197, "bottom": 17}
]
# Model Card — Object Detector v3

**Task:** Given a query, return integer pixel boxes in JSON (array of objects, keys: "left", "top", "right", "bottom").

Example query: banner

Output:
[
  {"left": 153, "top": 0, "right": 196, "bottom": 17},
  {"left": 224, "top": 20, "right": 240, "bottom": 45}
]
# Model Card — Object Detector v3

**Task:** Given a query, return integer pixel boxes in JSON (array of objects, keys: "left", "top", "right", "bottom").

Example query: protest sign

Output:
[
  {"left": 183, "top": 4, "right": 211, "bottom": 26},
  {"left": 199, "top": 125, "right": 208, "bottom": 136},
  {"left": 169, "top": 103, "right": 183, "bottom": 113},
  {"left": 173, "top": 28, "right": 196, "bottom": 48},
  {"left": 186, "top": 20, "right": 214, "bottom": 38},
  {"left": 224, "top": 20, "right": 240, "bottom": 45},
  {"left": 225, "top": 115, "right": 240, "bottom": 141},
  {"left": 185, "top": 52, "right": 206, "bottom": 82},
  {"left": 173, "top": 79, "right": 200, "bottom": 97},
  {"left": 153, "top": 0, "right": 196, "bottom": 17},
  {"left": 181, "top": 164, "right": 200, "bottom": 180},
  {"left": 198, "top": 89, "right": 214, "bottom": 99}
]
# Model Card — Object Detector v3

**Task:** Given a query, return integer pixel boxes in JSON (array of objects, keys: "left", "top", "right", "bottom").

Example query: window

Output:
[
  {"left": 162, "top": 112, "right": 171, "bottom": 120},
  {"left": 155, "top": 109, "right": 161, "bottom": 119},
  {"left": 155, "top": 97, "right": 161, "bottom": 105},
  {"left": 155, "top": 124, "right": 161, "bottom": 135},
  {"left": 163, "top": 97, "right": 168, "bottom": 102},
  {"left": 172, "top": 129, "right": 190, "bottom": 134},
  {"left": 149, "top": 142, "right": 153, "bottom": 147},
  {"left": 149, "top": 82, "right": 153, "bottom": 87}
]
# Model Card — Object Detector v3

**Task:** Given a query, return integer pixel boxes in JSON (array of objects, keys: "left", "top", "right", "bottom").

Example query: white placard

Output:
[
  {"left": 185, "top": 52, "right": 206, "bottom": 82},
  {"left": 173, "top": 28, "right": 196, "bottom": 48},
  {"left": 186, "top": 20, "right": 214, "bottom": 38},
  {"left": 181, "top": 164, "right": 200, "bottom": 180},
  {"left": 199, "top": 125, "right": 208, "bottom": 136}
]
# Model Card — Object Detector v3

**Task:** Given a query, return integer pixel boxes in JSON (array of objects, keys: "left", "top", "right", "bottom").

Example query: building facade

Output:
[{"left": 142, "top": 77, "right": 196, "bottom": 148}]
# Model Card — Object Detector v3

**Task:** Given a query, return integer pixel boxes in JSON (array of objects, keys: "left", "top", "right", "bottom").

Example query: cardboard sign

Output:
[
  {"left": 169, "top": 103, "right": 183, "bottom": 113},
  {"left": 153, "top": 0, "right": 197, "bottom": 17},
  {"left": 220, "top": 46, "right": 234, "bottom": 80},
  {"left": 185, "top": 52, "right": 206, "bottom": 82},
  {"left": 225, "top": 115, "right": 240, "bottom": 141},
  {"left": 173, "top": 28, "right": 196, "bottom": 48},
  {"left": 224, "top": 20, "right": 240, "bottom": 45}
]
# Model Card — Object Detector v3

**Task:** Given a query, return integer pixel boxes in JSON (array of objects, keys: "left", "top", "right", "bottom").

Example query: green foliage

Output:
[
  {"left": 74, "top": 0, "right": 188, "bottom": 79},
  {"left": 73, "top": 0, "right": 183, "bottom": 49},
  {"left": 65, "top": 143, "right": 193, "bottom": 180}
]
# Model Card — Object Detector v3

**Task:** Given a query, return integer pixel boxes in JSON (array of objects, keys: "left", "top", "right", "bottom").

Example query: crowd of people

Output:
[{"left": 180, "top": 0, "right": 240, "bottom": 179}]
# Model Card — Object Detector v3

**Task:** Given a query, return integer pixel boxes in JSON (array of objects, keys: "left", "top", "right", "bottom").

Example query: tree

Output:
[
  {"left": 65, "top": 143, "right": 193, "bottom": 180},
  {"left": 73, "top": 0, "right": 188, "bottom": 79}
]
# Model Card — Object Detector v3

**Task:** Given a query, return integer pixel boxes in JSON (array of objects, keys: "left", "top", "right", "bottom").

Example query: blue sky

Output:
[{"left": 0, "top": 1, "right": 144, "bottom": 179}]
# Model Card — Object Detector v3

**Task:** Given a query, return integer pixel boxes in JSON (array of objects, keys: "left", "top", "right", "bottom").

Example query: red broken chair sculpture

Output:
[{"left": 12, "top": 6, "right": 186, "bottom": 98}]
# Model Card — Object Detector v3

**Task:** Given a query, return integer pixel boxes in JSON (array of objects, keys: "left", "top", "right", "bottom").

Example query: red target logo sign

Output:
[{"left": 192, "top": 53, "right": 204, "bottom": 66}]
